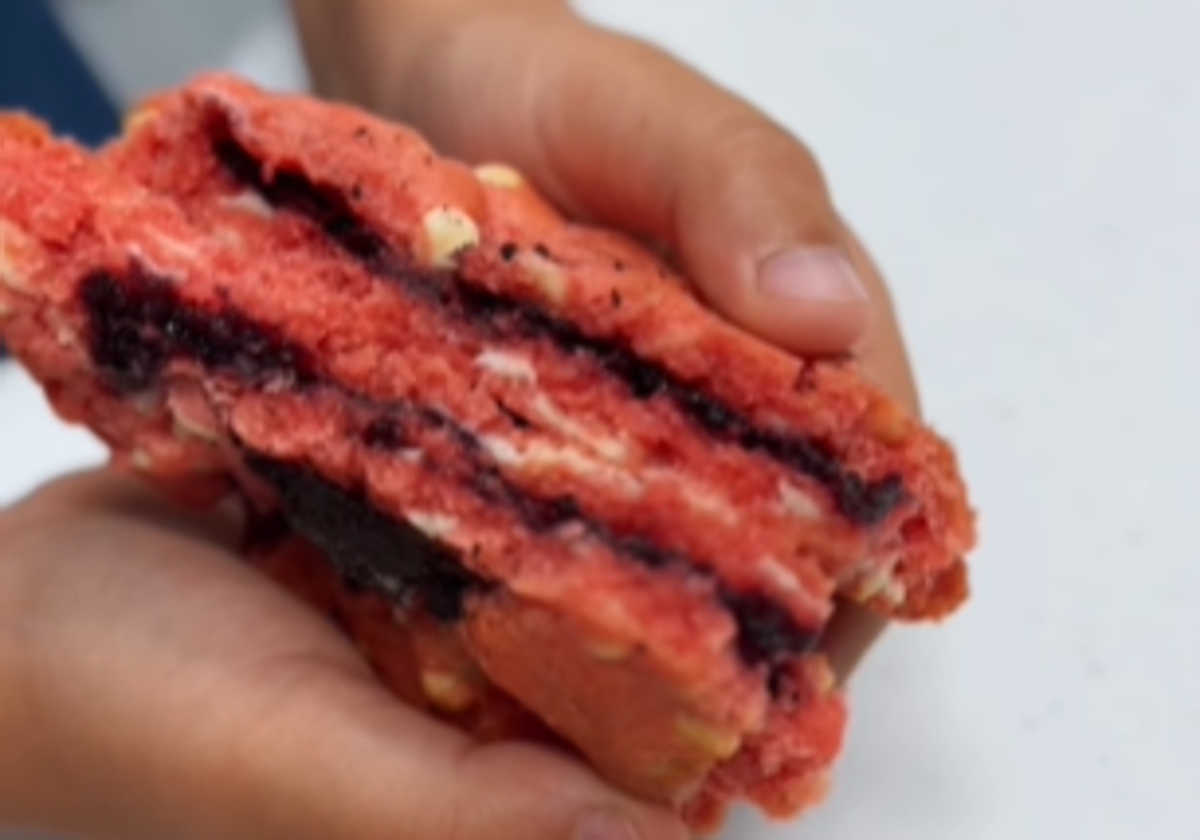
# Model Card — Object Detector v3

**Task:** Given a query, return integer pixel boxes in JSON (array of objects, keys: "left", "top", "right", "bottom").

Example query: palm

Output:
[
  {"left": 4, "top": 471, "right": 673, "bottom": 840},
  {"left": 5, "top": 473, "right": 379, "bottom": 834}
]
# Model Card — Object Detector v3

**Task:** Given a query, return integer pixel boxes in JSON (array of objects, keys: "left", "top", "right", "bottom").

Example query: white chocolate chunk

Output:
[
  {"left": 778, "top": 481, "right": 822, "bottom": 521},
  {"left": 853, "top": 570, "right": 887, "bottom": 600},
  {"left": 479, "top": 435, "right": 523, "bottom": 466},
  {"left": 813, "top": 664, "right": 836, "bottom": 694},
  {"left": 480, "top": 436, "right": 641, "bottom": 496},
  {"left": 421, "top": 206, "right": 480, "bottom": 268},
  {"left": 845, "top": 547, "right": 905, "bottom": 601},
  {"left": 127, "top": 229, "right": 199, "bottom": 277},
  {"left": 851, "top": 565, "right": 907, "bottom": 606},
  {"left": 397, "top": 448, "right": 423, "bottom": 464},
  {"left": 0, "top": 221, "right": 33, "bottom": 293},
  {"left": 474, "top": 163, "right": 524, "bottom": 189},
  {"left": 150, "top": 229, "right": 200, "bottom": 261},
  {"left": 756, "top": 555, "right": 801, "bottom": 593},
  {"left": 474, "top": 350, "right": 537, "bottom": 383},
  {"left": 406, "top": 511, "right": 459, "bottom": 539},
  {"left": 673, "top": 481, "right": 737, "bottom": 524},
  {"left": 529, "top": 394, "right": 627, "bottom": 462},
  {"left": 518, "top": 252, "right": 567, "bottom": 303},
  {"left": 674, "top": 715, "right": 741, "bottom": 760},
  {"left": 122, "top": 106, "right": 156, "bottom": 134},
  {"left": 220, "top": 190, "right": 276, "bottom": 219},
  {"left": 421, "top": 671, "right": 478, "bottom": 712},
  {"left": 883, "top": 579, "right": 908, "bottom": 605}
]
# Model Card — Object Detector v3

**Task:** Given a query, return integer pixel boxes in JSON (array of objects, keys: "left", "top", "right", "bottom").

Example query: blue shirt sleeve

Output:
[
  {"left": 0, "top": 0, "right": 120, "bottom": 146},
  {"left": 0, "top": 0, "right": 119, "bottom": 359}
]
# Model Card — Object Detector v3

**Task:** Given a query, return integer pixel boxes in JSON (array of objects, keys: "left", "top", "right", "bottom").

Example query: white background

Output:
[{"left": 3, "top": 2, "right": 1197, "bottom": 838}]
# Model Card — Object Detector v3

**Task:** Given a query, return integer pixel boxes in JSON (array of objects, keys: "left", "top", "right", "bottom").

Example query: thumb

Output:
[
  {"left": 668, "top": 110, "right": 873, "bottom": 356},
  {"left": 391, "top": 11, "right": 872, "bottom": 356},
  {"left": 249, "top": 675, "right": 691, "bottom": 840},
  {"left": 534, "top": 28, "right": 872, "bottom": 355}
]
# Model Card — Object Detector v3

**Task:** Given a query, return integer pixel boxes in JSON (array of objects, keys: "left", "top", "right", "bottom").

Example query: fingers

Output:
[
  {"left": 4, "top": 491, "right": 684, "bottom": 840},
  {"left": 819, "top": 600, "right": 889, "bottom": 684},
  {"left": 392, "top": 12, "right": 872, "bottom": 355},
  {"left": 229, "top": 674, "right": 687, "bottom": 840}
]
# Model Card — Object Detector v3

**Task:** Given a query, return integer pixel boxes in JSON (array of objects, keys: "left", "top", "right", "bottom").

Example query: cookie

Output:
[{"left": 0, "top": 75, "right": 975, "bottom": 831}]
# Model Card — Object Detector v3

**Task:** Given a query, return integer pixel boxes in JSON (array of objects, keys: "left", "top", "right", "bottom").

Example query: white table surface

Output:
[{"left": 5, "top": 2, "right": 1198, "bottom": 838}]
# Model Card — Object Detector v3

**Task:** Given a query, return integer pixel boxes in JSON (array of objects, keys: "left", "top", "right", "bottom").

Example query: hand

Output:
[
  {"left": 292, "top": 0, "right": 920, "bottom": 678},
  {"left": 0, "top": 471, "right": 685, "bottom": 839}
]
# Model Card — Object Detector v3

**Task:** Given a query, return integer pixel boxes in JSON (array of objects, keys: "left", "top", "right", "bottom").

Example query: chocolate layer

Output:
[
  {"left": 80, "top": 267, "right": 821, "bottom": 665},
  {"left": 363, "top": 416, "right": 824, "bottom": 662},
  {"left": 245, "top": 454, "right": 488, "bottom": 621},
  {"left": 722, "top": 592, "right": 826, "bottom": 666},
  {"left": 82, "top": 268, "right": 316, "bottom": 393},
  {"left": 211, "top": 131, "right": 905, "bottom": 527}
]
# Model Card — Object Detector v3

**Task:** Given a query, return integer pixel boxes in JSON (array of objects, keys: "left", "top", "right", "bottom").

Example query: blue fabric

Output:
[
  {"left": 0, "top": 0, "right": 120, "bottom": 146},
  {"left": 0, "top": 0, "right": 119, "bottom": 359}
]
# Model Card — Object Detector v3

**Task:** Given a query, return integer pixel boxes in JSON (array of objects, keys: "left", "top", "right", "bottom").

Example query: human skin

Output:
[{"left": 0, "top": 2, "right": 919, "bottom": 838}]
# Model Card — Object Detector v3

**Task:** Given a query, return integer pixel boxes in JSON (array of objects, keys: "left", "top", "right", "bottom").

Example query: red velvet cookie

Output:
[
  {"left": 245, "top": 519, "right": 554, "bottom": 747},
  {"left": 0, "top": 74, "right": 975, "bottom": 832}
]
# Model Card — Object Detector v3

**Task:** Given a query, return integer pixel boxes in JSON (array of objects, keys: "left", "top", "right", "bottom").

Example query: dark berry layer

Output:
[
  {"left": 211, "top": 132, "right": 905, "bottom": 527},
  {"left": 80, "top": 266, "right": 821, "bottom": 665}
]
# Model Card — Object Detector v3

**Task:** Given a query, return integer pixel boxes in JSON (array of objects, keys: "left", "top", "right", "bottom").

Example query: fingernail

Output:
[
  {"left": 758, "top": 247, "right": 868, "bottom": 302},
  {"left": 575, "top": 809, "right": 640, "bottom": 840}
]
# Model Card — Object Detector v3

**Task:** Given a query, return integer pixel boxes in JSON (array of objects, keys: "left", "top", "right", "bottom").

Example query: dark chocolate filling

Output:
[
  {"left": 82, "top": 268, "right": 317, "bottom": 393},
  {"left": 247, "top": 448, "right": 817, "bottom": 664},
  {"left": 362, "top": 412, "right": 823, "bottom": 662},
  {"left": 722, "top": 592, "right": 825, "bottom": 666},
  {"left": 245, "top": 454, "right": 488, "bottom": 622},
  {"left": 363, "top": 412, "right": 702, "bottom": 575},
  {"left": 241, "top": 508, "right": 292, "bottom": 554},
  {"left": 81, "top": 269, "right": 820, "bottom": 665},
  {"left": 211, "top": 133, "right": 906, "bottom": 527}
]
